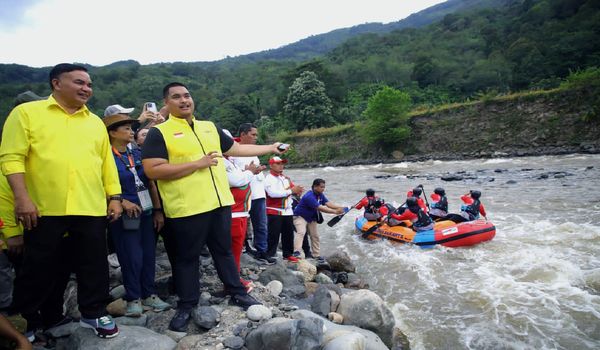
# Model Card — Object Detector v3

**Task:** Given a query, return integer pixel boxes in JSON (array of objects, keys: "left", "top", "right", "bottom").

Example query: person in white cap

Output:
[{"left": 264, "top": 156, "right": 304, "bottom": 262}]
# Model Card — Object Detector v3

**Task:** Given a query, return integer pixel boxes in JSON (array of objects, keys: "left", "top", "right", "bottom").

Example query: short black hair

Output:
[
  {"left": 49, "top": 63, "right": 88, "bottom": 90},
  {"left": 163, "top": 82, "right": 188, "bottom": 99},
  {"left": 238, "top": 123, "right": 257, "bottom": 136},
  {"left": 312, "top": 178, "right": 326, "bottom": 189}
]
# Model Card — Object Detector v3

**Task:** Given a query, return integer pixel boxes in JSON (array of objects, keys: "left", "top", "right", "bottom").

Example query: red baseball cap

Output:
[{"left": 269, "top": 156, "right": 288, "bottom": 165}]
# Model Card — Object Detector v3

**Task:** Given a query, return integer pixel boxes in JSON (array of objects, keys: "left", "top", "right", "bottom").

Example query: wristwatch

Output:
[{"left": 109, "top": 195, "right": 123, "bottom": 202}]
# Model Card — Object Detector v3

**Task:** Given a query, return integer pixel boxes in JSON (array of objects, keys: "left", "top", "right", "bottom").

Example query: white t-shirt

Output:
[{"left": 231, "top": 156, "right": 266, "bottom": 200}]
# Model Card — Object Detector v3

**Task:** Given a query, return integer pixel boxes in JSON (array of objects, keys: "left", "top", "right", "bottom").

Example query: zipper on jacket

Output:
[{"left": 190, "top": 122, "right": 222, "bottom": 207}]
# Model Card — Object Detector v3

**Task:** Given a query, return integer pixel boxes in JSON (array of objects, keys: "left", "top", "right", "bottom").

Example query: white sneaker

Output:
[{"left": 107, "top": 253, "right": 120, "bottom": 268}]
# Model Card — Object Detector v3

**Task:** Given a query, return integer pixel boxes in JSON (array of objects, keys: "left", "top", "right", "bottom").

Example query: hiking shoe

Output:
[
  {"left": 229, "top": 293, "right": 261, "bottom": 310},
  {"left": 292, "top": 251, "right": 302, "bottom": 258},
  {"left": 80, "top": 315, "right": 119, "bottom": 338},
  {"left": 142, "top": 295, "right": 171, "bottom": 312},
  {"left": 125, "top": 299, "right": 143, "bottom": 317},
  {"left": 255, "top": 251, "right": 276, "bottom": 265},
  {"left": 168, "top": 309, "right": 191, "bottom": 332},
  {"left": 304, "top": 253, "right": 314, "bottom": 259},
  {"left": 25, "top": 330, "right": 35, "bottom": 342},
  {"left": 315, "top": 256, "right": 326, "bottom": 263},
  {"left": 284, "top": 256, "right": 299, "bottom": 263}
]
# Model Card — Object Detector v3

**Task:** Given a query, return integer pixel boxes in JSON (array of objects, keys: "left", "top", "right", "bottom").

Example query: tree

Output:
[
  {"left": 283, "top": 71, "right": 334, "bottom": 131},
  {"left": 359, "top": 86, "right": 412, "bottom": 149}
]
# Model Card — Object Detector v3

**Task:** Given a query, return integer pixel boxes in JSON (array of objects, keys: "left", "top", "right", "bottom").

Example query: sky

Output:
[{"left": 0, "top": 0, "right": 445, "bottom": 67}]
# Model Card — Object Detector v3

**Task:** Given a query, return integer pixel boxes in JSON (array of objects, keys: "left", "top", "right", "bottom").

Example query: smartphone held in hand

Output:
[
  {"left": 277, "top": 143, "right": 290, "bottom": 152},
  {"left": 145, "top": 102, "right": 158, "bottom": 113}
]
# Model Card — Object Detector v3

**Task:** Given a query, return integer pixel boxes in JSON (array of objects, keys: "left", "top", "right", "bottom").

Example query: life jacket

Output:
[
  {"left": 365, "top": 196, "right": 381, "bottom": 214},
  {"left": 461, "top": 199, "right": 481, "bottom": 220},
  {"left": 431, "top": 195, "right": 448, "bottom": 212},
  {"left": 408, "top": 205, "right": 433, "bottom": 228}
]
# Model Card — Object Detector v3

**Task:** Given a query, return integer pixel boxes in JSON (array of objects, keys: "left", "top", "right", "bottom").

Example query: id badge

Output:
[{"left": 138, "top": 189, "right": 153, "bottom": 212}]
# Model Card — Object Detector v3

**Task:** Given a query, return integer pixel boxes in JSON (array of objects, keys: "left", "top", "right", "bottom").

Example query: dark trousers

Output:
[
  {"left": 110, "top": 213, "right": 156, "bottom": 301},
  {"left": 10, "top": 216, "right": 109, "bottom": 320},
  {"left": 267, "top": 215, "right": 294, "bottom": 258},
  {"left": 156, "top": 225, "right": 177, "bottom": 289},
  {"left": 249, "top": 198, "right": 268, "bottom": 252},
  {"left": 166, "top": 207, "right": 245, "bottom": 310}
]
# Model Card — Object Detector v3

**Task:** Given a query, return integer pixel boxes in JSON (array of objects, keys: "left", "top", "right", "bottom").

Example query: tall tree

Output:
[
  {"left": 360, "top": 86, "right": 412, "bottom": 149},
  {"left": 283, "top": 71, "right": 334, "bottom": 131}
]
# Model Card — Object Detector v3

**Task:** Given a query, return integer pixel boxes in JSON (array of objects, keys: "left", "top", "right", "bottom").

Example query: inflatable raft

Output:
[{"left": 355, "top": 217, "right": 496, "bottom": 248}]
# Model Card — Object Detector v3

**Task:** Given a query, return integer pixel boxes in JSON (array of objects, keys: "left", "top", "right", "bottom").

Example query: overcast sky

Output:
[{"left": 0, "top": 0, "right": 445, "bottom": 67}]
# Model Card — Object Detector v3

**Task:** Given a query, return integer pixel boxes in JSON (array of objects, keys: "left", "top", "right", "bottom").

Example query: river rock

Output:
[
  {"left": 291, "top": 310, "right": 388, "bottom": 350},
  {"left": 109, "top": 285, "right": 126, "bottom": 300},
  {"left": 305, "top": 282, "right": 320, "bottom": 296},
  {"left": 328, "top": 312, "right": 343, "bottom": 324},
  {"left": 57, "top": 325, "right": 176, "bottom": 350},
  {"left": 441, "top": 174, "right": 464, "bottom": 181},
  {"left": 106, "top": 298, "right": 126, "bottom": 316},
  {"left": 337, "top": 289, "right": 395, "bottom": 347},
  {"left": 247, "top": 305, "right": 272, "bottom": 321},
  {"left": 259, "top": 262, "right": 305, "bottom": 296},
  {"left": 291, "top": 259, "right": 317, "bottom": 282},
  {"left": 245, "top": 317, "right": 323, "bottom": 350},
  {"left": 315, "top": 273, "right": 334, "bottom": 284},
  {"left": 266, "top": 280, "right": 283, "bottom": 297},
  {"left": 326, "top": 252, "right": 356, "bottom": 273},
  {"left": 63, "top": 280, "right": 80, "bottom": 319},
  {"left": 223, "top": 336, "right": 245, "bottom": 349},
  {"left": 192, "top": 306, "right": 220, "bottom": 329},
  {"left": 114, "top": 314, "right": 148, "bottom": 327},
  {"left": 323, "top": 332, "right": 366, "bottom": 350},
  {"left": 311, "top": 286, "right": 332, "bottom": 317},
  {"left": 44, "top": 321, "right": 79, "bottom": 338}
]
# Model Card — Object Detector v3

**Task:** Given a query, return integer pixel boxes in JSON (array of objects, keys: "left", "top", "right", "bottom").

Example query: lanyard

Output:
[{"left": 112, "top": 146, "right": 144, "bottom": 188}]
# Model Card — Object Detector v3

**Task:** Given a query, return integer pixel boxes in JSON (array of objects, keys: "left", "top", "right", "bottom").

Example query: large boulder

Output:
[
  {"left": 290, "top": 259, "right": 317, "bottom": 282},
  {"left": 56, "top": 325, "right": 176, "bottom": 350},
  {"left": 259, "top": 262, "right": 305, "bottom": 297},
  {"left": 326, "top": 252, "right": 356, "bottom": 273},
  {"left": 245, "top": 317, "right": 323, "bottom": 350},
  {"left": 337, "top": 289, "right": 395, "bottom": 348},
  {"left": 290, "top": 310, "right": 388, "bottom": 350}
]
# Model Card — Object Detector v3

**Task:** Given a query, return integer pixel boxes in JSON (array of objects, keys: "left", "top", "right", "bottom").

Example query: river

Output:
[{"left": 284, "top": 154, "right": 600, "bottom": 350}]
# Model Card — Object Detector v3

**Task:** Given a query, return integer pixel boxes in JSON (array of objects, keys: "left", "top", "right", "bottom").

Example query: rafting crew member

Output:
[
  {"left": 386, "top": 197, "right": 434, "bottom": 231},
  {"left": 355, "top": 189, "right": 389, "bottom": 221},
  {"left": 446, "top": 190, "right": 487, "bottom": 223},
  {"left": 429, "top": 187, "right": 449, "bottom": 221},
  {"left": 407, "top": 187, "right": 428, "bottom": 213}
]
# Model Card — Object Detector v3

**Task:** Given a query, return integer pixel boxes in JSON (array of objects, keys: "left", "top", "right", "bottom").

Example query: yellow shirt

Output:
[
  {"left": 0, "top": 96, "right": 121, "bottom": 216},
  {"left": 0, "top": 173, "right": 21, "bottom": 248}
]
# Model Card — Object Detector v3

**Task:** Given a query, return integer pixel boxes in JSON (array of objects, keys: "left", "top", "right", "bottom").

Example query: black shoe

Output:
[
  {"left": 168, "top": 309, "right": 191, "bottom": 332},
  {"left": 229, "top": 294, "right": 261, "bottom": 310},
  {"left": 255, "top": 251, "right": 276, "bottom": 265}
]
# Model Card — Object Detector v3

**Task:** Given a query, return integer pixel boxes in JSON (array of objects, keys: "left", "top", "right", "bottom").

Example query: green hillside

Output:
[{"left": 0, "top": 0, "right": 598, "bottom": 140}]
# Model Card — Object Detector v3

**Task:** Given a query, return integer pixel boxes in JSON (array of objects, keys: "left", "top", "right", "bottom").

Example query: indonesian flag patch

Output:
[{"left": 173, "top": 132, "right": 184, "bottom": 138}]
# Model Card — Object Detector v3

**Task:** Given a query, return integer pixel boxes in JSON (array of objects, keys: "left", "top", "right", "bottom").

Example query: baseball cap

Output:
[
  {"left": 104, "top": 104, "right": 135, "bottom": 117},
  {"left": 269, "top": 156, "right": 288, "bottom": 165}
]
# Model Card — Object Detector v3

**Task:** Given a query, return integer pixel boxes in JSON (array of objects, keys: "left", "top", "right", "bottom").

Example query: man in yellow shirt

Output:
[
  {"left": 142, "top": 82, "right": 285, "bottom": 332},
  {"left": 0, "top": 63, "right": 123, "bottom": 339}
]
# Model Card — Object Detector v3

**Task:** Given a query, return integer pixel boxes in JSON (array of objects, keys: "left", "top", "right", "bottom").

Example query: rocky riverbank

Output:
[{"left": 29, "top": 246, "right": 408, "bottom": 350}]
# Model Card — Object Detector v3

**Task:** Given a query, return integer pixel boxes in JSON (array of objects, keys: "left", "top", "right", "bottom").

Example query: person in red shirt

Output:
[
  {"left": 406, "top": 187, "right": 428, "bottom": 214},
  {"left": 446, "top": 190, "right": 487, "bottom": 223},
  {"left": 355, "top": 189, "right": 389, "bottom": 221},
  {"left": 386, "top": 197, "right": 434, "bottom": 231}
]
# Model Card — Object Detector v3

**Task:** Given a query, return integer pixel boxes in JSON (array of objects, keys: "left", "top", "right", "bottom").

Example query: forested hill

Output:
[
  {"left": 242, "top": 0, "right": 507, "bottom": 61},
  {"left": 0, "top": 0, "right": 598, "bottom": 138}
]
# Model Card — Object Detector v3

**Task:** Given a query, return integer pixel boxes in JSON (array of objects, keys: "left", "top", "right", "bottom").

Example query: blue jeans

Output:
[
  {"left": 249, "top": 198, "right": 268, "bottom": 252},
  {"left": 110, "top": 213, "right": 156, "bottom": 301}
]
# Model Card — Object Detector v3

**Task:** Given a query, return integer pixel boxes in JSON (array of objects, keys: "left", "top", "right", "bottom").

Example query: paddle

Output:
[
  {"left": 327, "top": 199, "right": 362, "bottom": 227},
  {"left": 418, "top": 184, "right": 430, "bottom": 210}
]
